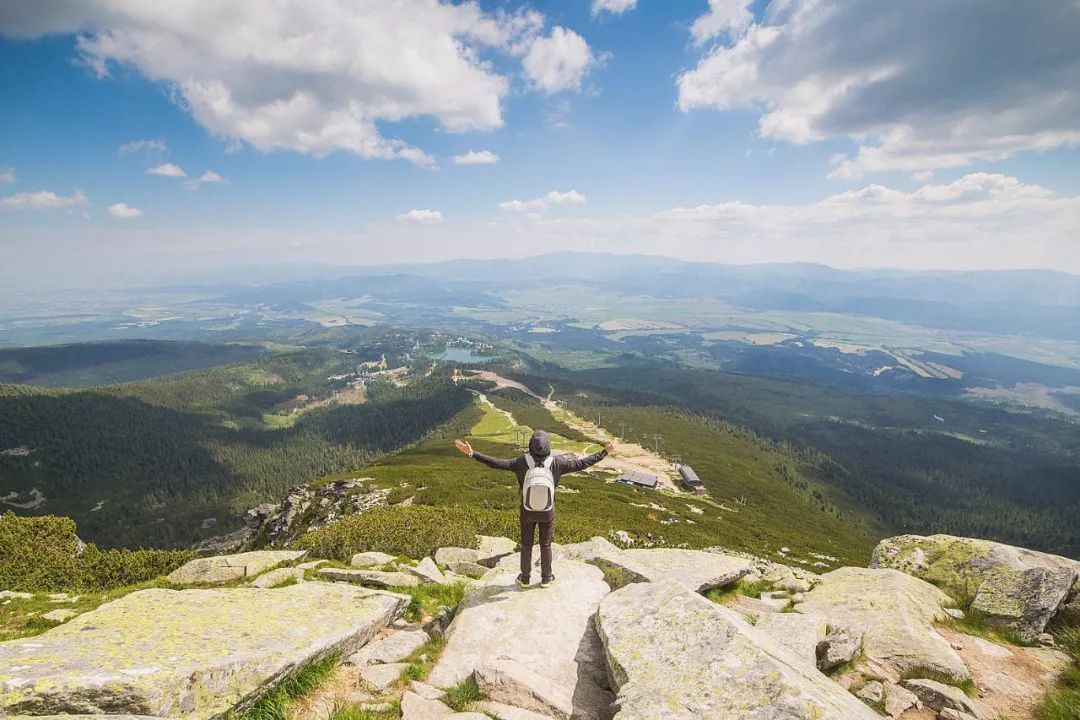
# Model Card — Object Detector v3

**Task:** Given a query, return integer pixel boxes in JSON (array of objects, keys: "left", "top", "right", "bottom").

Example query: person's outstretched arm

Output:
[
  {"left": 454, "top": 439, "right": 518, "bottom": 471},
  {"left": 557, "top": 440, "right": 616, "bottom": 474}
]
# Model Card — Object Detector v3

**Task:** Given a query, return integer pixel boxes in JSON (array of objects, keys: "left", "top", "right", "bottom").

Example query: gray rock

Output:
[
  {"left": 474, "top": 657, "right": 612, "bottom": 720},
  {"left": 753, "top": 612, "right": 827, "bottom": 667},
  {"left": 318, "top": 567, "right": 420, "bottom": 588},
  {"left": 250, "top": 567, "right": 305, "bottom": 588},
  {"left": 855, "top": 680, "right": 884, "bottom": 704},
  {"left": 436, "top": 546, "right": 482, "bottom": 566},
  {"left": 360, "top": 662, "right": 409, "bottom": 692},
  {"left": 445, "top": 561, "right": 489, "bottom": 579},
  {"left": 939, "top": 709, "right": 979, "bottom": 720},
  {"left": 352, "top": 551, "right": 397, "bottom": 568},
  {"left": 476, "top": 535, "right": 517, "bottom": 567},
  {"left": 406, "top": 557, "right": 448, "bottom": 584},
  {"left": 816, "top": 624, "right": 863, "bottom": 671},
  {"left": 40, "top": 609, "right": 77, "bottom": 622},
  {"left": 944, "top": 608, "right": 966, "bottom": 620},
  {"left": 429, "top": 561, "right": 613, "bottom": 720},
  {"left": 359, "top": 701, "right": 394, "bottom": 712},
  {"left": 0, "top": 583, "right": 403, "bottom": 719},
  {"left": 409, "top": 680, "right": 447, "bottom": 701},
  {"left": 619, "top": 548, "right": 751, "bottom": 593},
  {"left": 401, "top": 689, "right": 453, "bottom": 719},
  {"left": 900, "top": 679, "right": 989, "bottom": 719},
  {"left": 757, "top": 593, "right": 792, "bottom": 611},
  {"left": 166, "top": 550, "right": 306, "bottom": 585},
  {"left": 347, "top": 628, "right": 430, "bottom": 666},
  {"left": 596, "top": 579, "right": 881, "bottom": 720},
  {"left": 882, "top": 682, "right": 920, "bottom": 718},
  {"left": 871, "top": 533, "right": 1080, "bottom": 643},
  {"left": 0, "top": 591, "right": 33, "bottom": 600},
  {"left": 449, "top": 714, "right": 491, "bottom": 719},
  {"left": 796, "top": 567, "right": 970, "bottom": 683},
  {"left": 1037, "top": 632, "right": 1055, "bottom": 646},
  {"left": 297, "top": 559, "right": 328, "bottom": 570},
  {"left": 477, "top": 700, "right": 559, "bottom": 719}
]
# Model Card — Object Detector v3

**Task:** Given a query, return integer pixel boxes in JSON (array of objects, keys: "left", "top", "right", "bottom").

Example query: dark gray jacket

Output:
[{"left": 469, "top": 449, "right": 608, "bottom": 522}]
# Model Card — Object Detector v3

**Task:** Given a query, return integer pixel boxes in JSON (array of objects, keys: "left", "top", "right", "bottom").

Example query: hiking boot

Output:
[
  {"left": 540, "top": 575, "right": 555, "bottom": 588},
  {"left": 516, "top": 574, "right": 531, "bottom": 589}
]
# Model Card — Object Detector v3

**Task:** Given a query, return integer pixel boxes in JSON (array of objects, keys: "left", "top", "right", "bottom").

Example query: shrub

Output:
[
  {"left": 0, "top": 512, "right": 193, "bottom": 593},
  {"left": 295, "top": 505, "right": 480, "bottom": 561}
]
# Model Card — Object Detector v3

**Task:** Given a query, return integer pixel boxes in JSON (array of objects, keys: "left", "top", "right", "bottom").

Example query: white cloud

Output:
[
  {"left": 690, "top": 0, "right": 753, "bottom": 44},
  {"left": 522, "top": 27, "right": 598, "bottom": 94},
  {"left": 0, "top": 2, "right": 596, "bottom": 164},
  {"left": 119, "top": 138, "right": 166, "bottom": 155},
  {"left": 397, "top": 208, "right": 443, "bottom": 223},
  {"left": 910, "top": 171, "right": 934, "bottom": 182},
  {"left": 0, "top": 189, "right": 87, "bottom": 211},
  {"left": 677, "top": 0, "right": 1080, "bottom": 176},
  {"left": 452, "top": 150, "right": 500, "bottom": 166},
  {"left": 500, "top": 189, "right": 586, "bottom": 213},
  {"left": 0, "top": 167, "right": 14, "bottom": 184},
  {"left": 184, "top": 170, "right": 226, "bottom": 189},
  {"left": 107, "top": 202, "right": 142, "bottom": 218},
  {"left": 591, "top": 0, "right": 637, "bottom": 17},
  {"left": 147, "top": 163, "right": 186, "bottom": 178}
]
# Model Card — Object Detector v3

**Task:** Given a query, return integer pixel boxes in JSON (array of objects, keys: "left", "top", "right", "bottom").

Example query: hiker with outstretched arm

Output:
[{"left": 454, "top": 430, "right": 614, "bottom": 588}]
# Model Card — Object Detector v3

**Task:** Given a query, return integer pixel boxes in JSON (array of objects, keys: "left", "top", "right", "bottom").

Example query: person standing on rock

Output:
[{"left": 454, "top": 430, "right": 614, "bottom": 589}]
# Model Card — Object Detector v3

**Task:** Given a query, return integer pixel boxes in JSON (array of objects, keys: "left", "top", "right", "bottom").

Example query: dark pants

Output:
[{"left": 520, "top": 516, "right": 554, "bottom": 580}]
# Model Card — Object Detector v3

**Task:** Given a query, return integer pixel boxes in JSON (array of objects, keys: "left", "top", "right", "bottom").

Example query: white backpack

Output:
[{"left": 522, "top": 455, "right": 556, "bottom": 513}]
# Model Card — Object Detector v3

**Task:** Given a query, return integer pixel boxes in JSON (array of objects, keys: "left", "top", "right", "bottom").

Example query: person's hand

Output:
[
  {"left": 605, "top": 440, "right": 616, "bottom": 455},
  {"left": 454, "top": 439, "right": 473, "bottom": 456}
]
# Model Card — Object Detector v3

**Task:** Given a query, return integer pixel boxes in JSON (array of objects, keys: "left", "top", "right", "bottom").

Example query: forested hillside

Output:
[
  {"left": 512, "top": 363, "right": 1080, "bottom": 558},
  {"left": 0, "top": 350, "right": 472, "bottom": 547}
]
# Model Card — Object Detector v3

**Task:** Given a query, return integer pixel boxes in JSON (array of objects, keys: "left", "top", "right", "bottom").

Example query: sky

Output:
[{"left": 1, "top": 0, "right": 1079, "bottom": 288}]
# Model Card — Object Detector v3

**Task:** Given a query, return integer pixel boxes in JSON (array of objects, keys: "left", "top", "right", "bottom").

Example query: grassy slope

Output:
[{"left": 327, "top": 395, "right": 875, "bottom": 568}]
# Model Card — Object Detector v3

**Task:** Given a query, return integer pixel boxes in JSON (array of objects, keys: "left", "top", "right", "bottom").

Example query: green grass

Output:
[
  {"left": 1036, "top": 626, "right": 1080, "bottom": 720},
  {"left": 443, "top": 676, "right": 485, "bottom": 711},
  {"left": 327, "top": 705, "right": 398, "bottom": 720},
  {"left": 395, "top": 633, "right": 450, "bottom": 688},
  {"left": 950, "top": 607, "right": 1027, "bottom": 647},
  {"left": 704, "top": 578, "right": 773, "bottom": 604},
  {"left": 393, "top": 581, "right": 468, "bottom": 624},
  {"left": 899, "top": 668, "right": 977, "bottom": 697},
  {"left": 237, "top": 652, "right": 341, "bottom": 720}
]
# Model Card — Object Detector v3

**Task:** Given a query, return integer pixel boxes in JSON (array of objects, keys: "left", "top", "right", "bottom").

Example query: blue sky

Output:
[{"left": 1, "top": 0, "right": 1078, "bottom": 287}]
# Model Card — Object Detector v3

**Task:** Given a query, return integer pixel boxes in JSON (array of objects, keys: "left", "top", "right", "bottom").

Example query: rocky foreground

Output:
[{"left": 1, "top": 533, "right": 1077, "bottom": 720}]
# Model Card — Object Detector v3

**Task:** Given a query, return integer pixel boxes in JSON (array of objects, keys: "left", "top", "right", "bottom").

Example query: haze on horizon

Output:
[{"left": 2, "top": 0, "right": 1079, "bottom": 290}]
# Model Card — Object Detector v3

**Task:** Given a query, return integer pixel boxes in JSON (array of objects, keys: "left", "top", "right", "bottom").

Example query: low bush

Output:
[
  {"left": 295, "top": 505, "right": 481, "bottom": 561},
  {"left": 0, "top": 512, "right": 194, "bottom": 593}
]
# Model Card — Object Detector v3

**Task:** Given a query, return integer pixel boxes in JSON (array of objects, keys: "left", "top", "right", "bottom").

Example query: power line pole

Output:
[{"left": 651, "top": 433, "right": 663, "bottom": 454}]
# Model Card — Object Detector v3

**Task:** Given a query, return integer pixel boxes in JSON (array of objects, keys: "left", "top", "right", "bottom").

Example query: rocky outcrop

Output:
[
  {"left": 347, "top": 628, "right": 430, "bottom": 666},
  {"left": 318, "top": 567, "right": 420, "bottom": 588},
  {"left": 0, "top": 583, "right": 404, "bottom": 719},
  {"left": 901, "top": 678, "right": 990, "bottom": 718},
  {"left": 250, "top": 567, "right": 305, "bottom": 588},
  {"left": 796, "top": 567, "right": 970, "bottom": 683},
  {"left": 166, "top": 550, "right": 306, "bottom": 585},
  {"left": 596, "top": 580, "right": 880, "bottom": 719},
  {"left": 871, "top": 534, "right": 1080, "bottom": 643},
  {"left": 428, "top": 560, "right": 613, "bottom": 720}
]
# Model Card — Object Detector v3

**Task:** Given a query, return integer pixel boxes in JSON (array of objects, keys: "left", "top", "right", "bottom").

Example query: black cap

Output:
[{"left": 529, "top": 430, "right": 551, "bottom": 458}]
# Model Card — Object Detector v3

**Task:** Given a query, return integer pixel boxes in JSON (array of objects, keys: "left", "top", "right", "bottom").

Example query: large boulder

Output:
[
  {"left": 0, "top": 583, "right": 403, "bottom": 718},
  {"left": 318, "top": 567, "right": 420, "bottom": 588},
  {"left": 596, "top": 580, "right": 880, "bottom": 719},
  {"left": 796, "top": 567, "right": 970, "bottom": 683},
  {"left": 166, "top": 550, "right": 306, "bottom": 585},
  {"left": 872, "top": 534, "right": 1080, "bottom": 643},
  {"left": 752, "top": 612, "right": 828, "bottom": 667},
  {"left": 428, "top": 560, "right": 613, "bottom": 720},
  {"left": 612, "top": 549, "right": 751, "bottom": 593}
]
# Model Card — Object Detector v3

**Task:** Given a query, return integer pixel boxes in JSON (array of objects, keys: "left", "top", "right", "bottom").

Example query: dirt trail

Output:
[{"left": 470, "top": 370, "right": 682, "bottom": 492}]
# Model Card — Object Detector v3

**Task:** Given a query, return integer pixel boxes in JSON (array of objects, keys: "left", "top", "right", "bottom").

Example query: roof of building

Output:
[
  {"left": 678, "top": 465, "right": 703, "bottom": 485},
  {"left": 618, "top": 471, "right": 659, "bottom": 487}
]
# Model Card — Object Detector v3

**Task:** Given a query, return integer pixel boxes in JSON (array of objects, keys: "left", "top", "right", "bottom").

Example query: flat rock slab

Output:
[
  {"left": 406, "top": 557, "right": 448, "bottom": 584},
  {"left": 319, "top": 567, "right": 420, "bottom": 588},
  {"left": 0, "top": 583, "right": 403, "bottom": 719},
  {"left": 401, "top": 689, "right": 453, "bottom": 719},
  {"left": 872, "top": 533, "right": 1080, "bottom": 643},
  {"left": 250, "top": 567, "right": 305, "bottom": 588},
  {"left": 347, "top": 628, "right": 430, "bottom": 666},
  {"left": 596, "top": 580, "right": 880, "bottom": 720},
  {"left": 429, "top": 560, "right": 613, "bottom": 720},
  {"left": 352, "top": 551, "right": 397, "bottom": 568},
  {"left": 166, "top": 550, "right": 306, "bottom": 586},
  {"left": 613, "top": 548, "right": 751, "bottom": 593},
  {"left": 753, "top": 612, "right": 827, "bottom": 667},
  {"left": 796, "top": 567, "right": 970, "bottom": 683},
  {"left": 476, "top": 536, "right": 517, "bottom": 567},
  {"left": 360, "top": 662, "right": 409, "bottom": 691}
]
